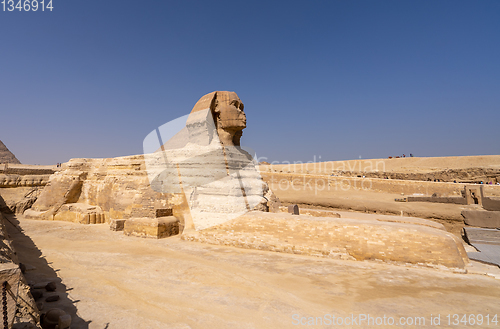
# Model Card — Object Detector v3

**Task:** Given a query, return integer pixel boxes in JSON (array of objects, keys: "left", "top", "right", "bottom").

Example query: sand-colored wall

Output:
[
  {"left": 261, "top": 172, "right": 464, "bottom": 196},
  {"left": 261, "top": 172, "right": 500, "bottom": 197},
  {"left": 262, "top": 155, "right": 500, "bottom": 173},
  {"left": 261, "top": 155, "right": 500, "bottom": 186}
]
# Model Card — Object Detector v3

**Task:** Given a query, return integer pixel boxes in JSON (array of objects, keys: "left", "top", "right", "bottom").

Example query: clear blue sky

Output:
[{"left": 1, "top": 0, "right": 499, "bottom": 165}]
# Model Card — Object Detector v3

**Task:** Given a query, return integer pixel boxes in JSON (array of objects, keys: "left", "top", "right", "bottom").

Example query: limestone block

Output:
[
  {"left": 463, "top": 209, "right": 500, "bottom": 229},
  {"left": 288, "top": 204, "right": 299, "bottom": 215},
  {"left": 53, "top": 203, "right": 104, "bottom": 224},
  {"left": 110, "top": 219, "right": 126, "bottom": 231},
  {"left": 156, "top": 208, "right": 173, "bottom": 217},
  {"left": 483, "top": 197, "right": 500, "bottom": 211},
  {"left": 124, "top": 217, "right": 179, "bottom": 239},
  {"left": 267, "top": 189, "right": 281, "bottom": 213}
]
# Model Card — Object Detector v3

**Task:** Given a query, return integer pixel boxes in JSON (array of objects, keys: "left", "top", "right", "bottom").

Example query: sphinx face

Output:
[{"left": 217, "top": 96, "right": 247, "bottom": 130}]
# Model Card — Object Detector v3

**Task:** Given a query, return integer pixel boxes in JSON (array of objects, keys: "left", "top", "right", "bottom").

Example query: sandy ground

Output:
[{"left": 4, "top": 214, "right": 500, "bottom": 329}]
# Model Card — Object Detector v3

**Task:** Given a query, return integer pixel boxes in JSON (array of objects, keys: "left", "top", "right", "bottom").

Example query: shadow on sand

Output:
[{"left": 3, "top": 213, "right": 92, "bottom": 329}]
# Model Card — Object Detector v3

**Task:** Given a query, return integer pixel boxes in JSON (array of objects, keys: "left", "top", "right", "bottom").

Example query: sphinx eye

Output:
[{"left": 239, "top": 103, "right": 244, "bottom": 110}]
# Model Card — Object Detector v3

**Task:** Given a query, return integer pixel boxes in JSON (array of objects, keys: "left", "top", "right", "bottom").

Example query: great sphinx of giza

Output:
[
  {"left": 25, "top": 91, "right": 276, "bottom": 234},
  {"left": 23, "top": 91, "right": 469, "bottom": 269},
  {"left": 144, "top": 91, "right": 275, "bottom": 230}
]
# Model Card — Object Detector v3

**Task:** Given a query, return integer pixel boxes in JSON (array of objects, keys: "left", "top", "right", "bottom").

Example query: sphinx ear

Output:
[{"left": 213, "top": 100, "right": 220, "bottom": 113}]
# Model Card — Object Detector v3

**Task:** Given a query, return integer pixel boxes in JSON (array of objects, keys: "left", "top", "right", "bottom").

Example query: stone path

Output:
[{"left": 464, "top": 227, "right": 500, "bottom": 267}]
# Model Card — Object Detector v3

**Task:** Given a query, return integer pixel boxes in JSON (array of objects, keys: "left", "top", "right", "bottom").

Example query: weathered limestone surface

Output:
[
  {"left": 110, "top": 219, "right": 126, "bottom": 231},
  {"left": 407, "top": 195, "right": 466, "bottom": 205},
  {"left": 0, "top": 164, "right": 58, "bottom": 216},
  {"left": 483, "top": 197, "right": 500, "bottom": 211},
  {"left": 0, "top": 174, "right": 50, "bottom": 187},
  {"left": 182, "top": 211, "right": 468, "bottom": 269},
  {"left": 25, "top": 156, "right": 175, "bottom": 225},
  {"left": 279, "top": 206, "right": 341, "bottom": 218},
  {"left": 463, "top": 209, "right": 500, "bottom": 229},
  {"left": 54, "top": 203, "right": 105, "bottom": 224},
  {"left": 146, "top": 143, "right": 268, "bottom": 230},
  {"left": 288, "top": 204, "right": 299, "bottom": 215},
  {"left": 261, "top": 172, "right": 468, "bottom": 197},
  {"left": 459, "top": 185, "right": 500, "bottom": 228}
]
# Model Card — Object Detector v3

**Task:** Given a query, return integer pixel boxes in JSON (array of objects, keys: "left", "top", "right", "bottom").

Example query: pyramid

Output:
[{"left": 0, "top": 140, "right": 21, "bottom": 164}]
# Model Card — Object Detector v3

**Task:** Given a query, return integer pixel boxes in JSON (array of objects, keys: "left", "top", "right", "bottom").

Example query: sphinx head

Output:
[{"left": 189, "top": 91, "right": 246, "bottom": 146}]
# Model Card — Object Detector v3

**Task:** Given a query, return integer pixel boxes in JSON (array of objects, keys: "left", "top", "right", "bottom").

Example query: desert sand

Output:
[
  {"left": 7, "top": 213, "right": 500, "bottom": 329},
  {"left": 266, "top": 155, "right": 500, "bottom": 174}
]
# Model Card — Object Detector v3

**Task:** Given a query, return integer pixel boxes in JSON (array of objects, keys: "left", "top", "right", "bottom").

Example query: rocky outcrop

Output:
[
  {"left": 11, "top": 196, "right": 37, "bottom": 214},
  {"left": 182, "top": 211, "right": 469, "bottom": 269},
  {"left": 0, "top": 188, "right": 42, "bottom": 214}
]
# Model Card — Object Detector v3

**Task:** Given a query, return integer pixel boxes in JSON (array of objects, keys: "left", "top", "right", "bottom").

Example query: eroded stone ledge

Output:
[{"left": 182, "top": 211, "right": 468, "bottom": 269}]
